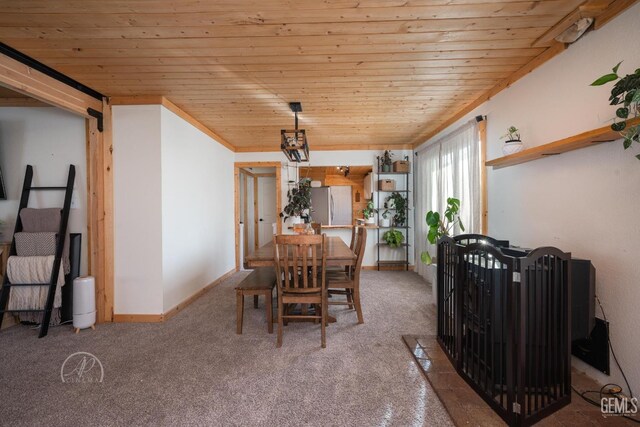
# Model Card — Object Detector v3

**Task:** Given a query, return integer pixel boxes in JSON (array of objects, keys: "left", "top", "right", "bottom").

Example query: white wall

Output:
[
  {"left": 415, "top": 3, "right": 640, "bottom": 394},
  {"left": 0, "top": 107, "right": 88, "bottom": 275},
  {"left": 160, "top": 107, "right": 235, "bottom": 312},
  {"left": 113, "top": 104, "right": 236, "bottom": 315},
  {"left": 113, "top": 105, "right": 164, "bottom": 315},
  {"left": 235, "top": 149, "right": 415, "bottom": 266}
]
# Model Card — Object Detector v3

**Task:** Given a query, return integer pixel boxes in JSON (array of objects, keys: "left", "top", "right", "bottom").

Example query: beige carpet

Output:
[{"left": 0, "top": 271, "right": 452, "bottom": 426}]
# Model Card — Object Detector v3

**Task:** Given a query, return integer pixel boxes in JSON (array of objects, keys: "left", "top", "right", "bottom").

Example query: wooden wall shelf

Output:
[{"left": 485, "top": 118, "right": 639, "bottom": 169}]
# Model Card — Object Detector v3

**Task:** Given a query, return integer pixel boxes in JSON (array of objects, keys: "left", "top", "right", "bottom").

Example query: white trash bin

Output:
[{"left": 73, "top": 276, "right": 96, "bottom": 333}]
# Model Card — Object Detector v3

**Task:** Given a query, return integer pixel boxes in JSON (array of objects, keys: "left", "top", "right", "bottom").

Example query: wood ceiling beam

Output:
[
  {"left": 0, "top": 52, "right": 102, "bottom": 116},
  {"left": 0, "top": 97, "right": 52, "bottom": 107},
  {"left": 593, "top": 0, "right": 640, "bottom": 28}
]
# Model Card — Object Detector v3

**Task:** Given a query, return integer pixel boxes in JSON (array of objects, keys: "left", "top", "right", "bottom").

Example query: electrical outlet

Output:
[{"left": 70, "top": 191, "right": 79, "bottom": 209}]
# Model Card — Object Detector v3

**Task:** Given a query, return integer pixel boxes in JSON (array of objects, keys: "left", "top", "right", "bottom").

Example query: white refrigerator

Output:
[{"left": 310, "top": 186, "right": 352, "bottom": 226}]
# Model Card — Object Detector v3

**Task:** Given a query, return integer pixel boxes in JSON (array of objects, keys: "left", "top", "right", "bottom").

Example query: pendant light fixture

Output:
[{"left": 281, "top": 102, "right": 309, "bottom": 162}]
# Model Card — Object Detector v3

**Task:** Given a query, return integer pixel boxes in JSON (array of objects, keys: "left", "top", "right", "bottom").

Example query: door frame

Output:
[
  {"left": 0, "top": 51, "right": 114, "bottom": 322},
  {"left": 234, "top": 161, "right": 282, "bottom": 271}
]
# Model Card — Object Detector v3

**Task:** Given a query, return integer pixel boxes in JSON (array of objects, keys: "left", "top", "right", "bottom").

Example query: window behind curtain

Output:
[{"left": 415, "top": 120, "right": 481, "bottom": 280}]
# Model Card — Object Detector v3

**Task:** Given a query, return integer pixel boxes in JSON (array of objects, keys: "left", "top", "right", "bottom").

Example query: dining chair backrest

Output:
[
  {"left": 273, "top": 234, "right": 326, "bottom": 293},
  {"left": 349, "top": 225, "right": 358, "bottom": 250},
  {"left": 352, "top": 227, "right": 367, "bottom": 281}
]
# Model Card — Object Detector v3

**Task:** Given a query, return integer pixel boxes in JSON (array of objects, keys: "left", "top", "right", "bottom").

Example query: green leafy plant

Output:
[
  {"left": 382, "top": 228, "right": 405, "bottom": 248},
  {"left": 501, "top": 126, "right": 521, "bottom": 142},
  {"left": 281, "top": 178, "right": 312, "bottom": 221},
  {"left": 361, "top": 199, "right": 377, "bottom": 220},
  {"left": 420, "top": 197, "right": 465, "bottom": 265},
  {"left": 388, "top": 192, "right": 407, "bottom": 226},
  {"left": 380, "top": 209, "right": 390, "bottom": 219},
  {"left": 591, "top": 61, "right": 640, "bottom": 159}
]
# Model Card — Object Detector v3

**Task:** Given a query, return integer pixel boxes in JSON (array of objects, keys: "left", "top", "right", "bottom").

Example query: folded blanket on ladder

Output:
[
  {"left": 19, "top": 208, "right": 70, "bottom": 274},
  {"left": 6, "top": 255, "right": 65, "bottom": 312}
]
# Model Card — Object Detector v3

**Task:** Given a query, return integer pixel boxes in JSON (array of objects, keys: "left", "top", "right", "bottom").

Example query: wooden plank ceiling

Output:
[{"left": 0, "top": 0, "right": 617, "bottom": 151}]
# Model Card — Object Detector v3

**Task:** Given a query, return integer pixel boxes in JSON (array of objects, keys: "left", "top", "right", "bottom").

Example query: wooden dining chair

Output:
[
  {"left": 273, "top": 234, "right": 328, "bottom": 348},
  {"left": 326, "top": 227, "right": 366, "bottom": 324}
]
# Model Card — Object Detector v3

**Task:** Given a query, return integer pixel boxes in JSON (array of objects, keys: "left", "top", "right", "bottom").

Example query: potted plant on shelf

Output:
[
  {"left": 501, "top": 126, "right": 524, "bottom": 155},
  {"left": 280, "top": 178, "right": 312, "bottom": 225},
  {"left": 382, "top": 228, "right": 405, "bottom": 248},
  {"left": 420, "top": 197, "right": 464, "bottom": 265},
  {"left": 361, "top": 199, "right": 377, "bottom": 225},
  {"left": 379, "top": 208, "right": 391, "bottom": 227},
  {"left": 389, "top": 192, "right": 407, "bottom": 226},
  {"left": 381, "top": 150, "right": 393, "bottom": 172},
  {"left": 591, "top": 61, "right": 640, "bottom": 160}
]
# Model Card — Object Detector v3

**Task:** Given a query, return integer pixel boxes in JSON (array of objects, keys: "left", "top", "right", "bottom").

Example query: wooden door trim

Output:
[{"left": 233, "top": 161, "right": 282, "bottom": 271}]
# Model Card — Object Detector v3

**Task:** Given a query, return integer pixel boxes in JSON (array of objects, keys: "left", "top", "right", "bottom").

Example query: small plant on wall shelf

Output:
[
  {"left": 420, "top": 197, "right": 464, "bottom": 265},
  {"left": 382, "top": 228, "right": 405, "bottom": 248},
  {"left": 281, "top": 178, "right": 312, "bottom": 224},
  {"left": 500, "top": 126, "right": 524, "bottom": 156},
  {"left": 591, "top": 61, "right": 640, "bottom": 160}
]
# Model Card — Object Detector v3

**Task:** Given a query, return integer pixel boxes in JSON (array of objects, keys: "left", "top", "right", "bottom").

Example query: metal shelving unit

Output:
[{"left": 375, "top": 155, "right": 410, "bottom": 271}]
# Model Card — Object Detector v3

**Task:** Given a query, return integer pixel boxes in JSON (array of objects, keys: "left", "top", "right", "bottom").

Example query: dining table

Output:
[
  {"left": 245, "top": 236, "right": 356, "bottom": 324},
  {"left": 245, "top": 236, "right": 356, "bottom": 268}
]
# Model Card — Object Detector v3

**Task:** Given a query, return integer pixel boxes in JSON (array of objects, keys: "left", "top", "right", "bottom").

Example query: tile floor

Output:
[{"left": 403, "top": 335, "right": 635, "bottom": 426}]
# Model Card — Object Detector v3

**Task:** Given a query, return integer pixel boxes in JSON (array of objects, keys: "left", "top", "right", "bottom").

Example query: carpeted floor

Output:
[{"left": 0, "top": 271, "right": 453, "bottom": 426}]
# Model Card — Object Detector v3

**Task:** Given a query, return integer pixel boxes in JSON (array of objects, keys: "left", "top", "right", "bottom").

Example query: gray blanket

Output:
[{"left": 19, "top": 208, "right": 70, "bottom": 274}]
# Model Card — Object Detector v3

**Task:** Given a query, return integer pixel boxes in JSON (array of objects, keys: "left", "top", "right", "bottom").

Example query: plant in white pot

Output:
[
  {"left": 501, "top": 125, "right": 524, "bottom": 156},
  {"left": 361, "top": 200, "right": 377, "bottom": 224},
  {"left": 280, "top": 178, "right": 312, "bottom": 225}
]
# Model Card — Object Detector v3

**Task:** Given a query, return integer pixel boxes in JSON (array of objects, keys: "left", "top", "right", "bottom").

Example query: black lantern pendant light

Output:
[{"left": 281, "top": 102, "right": 309, "bottom": 162}]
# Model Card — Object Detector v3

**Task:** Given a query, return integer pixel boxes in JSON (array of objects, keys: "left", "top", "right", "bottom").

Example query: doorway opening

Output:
[{"left": 234, "top": 162, "right": 282, "bottom": 270}]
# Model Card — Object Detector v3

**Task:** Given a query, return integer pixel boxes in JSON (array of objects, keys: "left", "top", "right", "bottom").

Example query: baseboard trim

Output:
[
  {"left": 163, "top": 268, "right": 236, "bottom": 322},
  {"left": 113, "top": 314, "right": 163, "bottom": 323},
  {"left": 362, "top": 265, "right": 415, "bottom": 271},
  {"left": 114, "top": 268, "right": 236, "bottom": 323}
]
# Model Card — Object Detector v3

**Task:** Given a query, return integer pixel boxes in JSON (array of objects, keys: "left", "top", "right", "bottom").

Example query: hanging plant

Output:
[
  {"left": 280, "top": 178, "right": 312, "bottom": 221},
  {"left": 591, "top": 62, "right": 640, "bottom": 160}
]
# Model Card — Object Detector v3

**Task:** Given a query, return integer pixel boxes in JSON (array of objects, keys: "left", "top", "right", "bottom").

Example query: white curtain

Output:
[{"left": 415, "top": 120, "right": 482, "bottom": 280}]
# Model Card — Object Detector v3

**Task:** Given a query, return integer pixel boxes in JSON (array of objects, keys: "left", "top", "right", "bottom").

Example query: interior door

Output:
[{"left": 258, "top": 176, "right": 277, "bottom": 247}]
